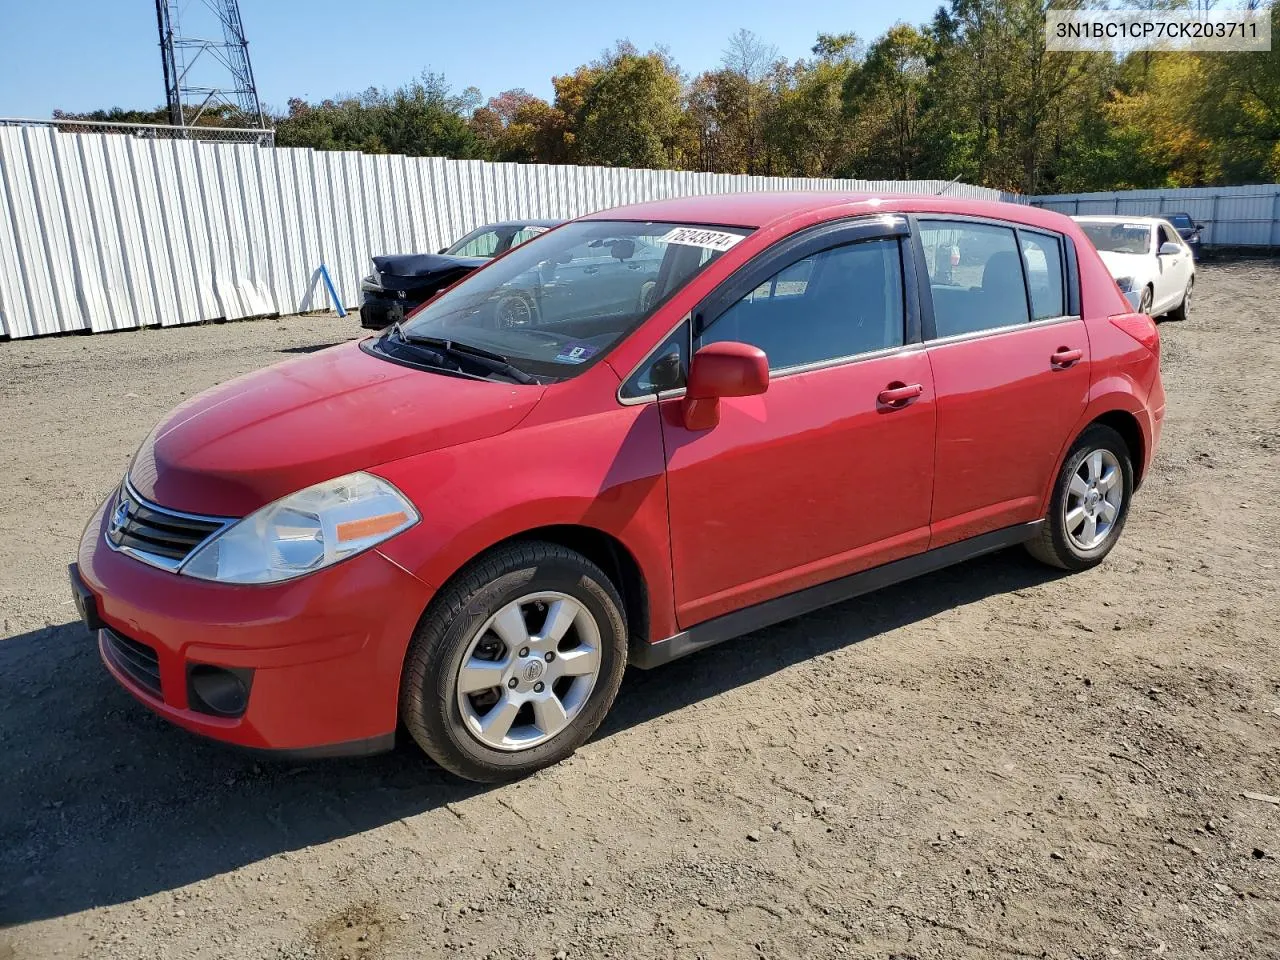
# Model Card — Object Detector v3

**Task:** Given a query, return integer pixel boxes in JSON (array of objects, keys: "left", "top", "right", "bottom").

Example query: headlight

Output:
[
  {"left": 1114, "top": 275, "right": 1135, "bottom": 293},
  {"left": 181, "top": 472, "right": 418, "bottom": 584}
]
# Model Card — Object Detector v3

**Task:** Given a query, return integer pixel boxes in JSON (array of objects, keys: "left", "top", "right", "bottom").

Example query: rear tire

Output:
[
  {"left": 399, "top": 542, "right": 628, "bottom": 783},
  {"left": 1026, "top": 424, "right": 1134, "bottom": 571}
]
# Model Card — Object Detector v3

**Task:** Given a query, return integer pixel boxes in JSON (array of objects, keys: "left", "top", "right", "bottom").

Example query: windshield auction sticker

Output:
[
  {"left": 658, "top": 227, "right": 745, "bottom": 252},
  {"left": 1047, "top": 10, "right": 1270, "bottom": 52}
]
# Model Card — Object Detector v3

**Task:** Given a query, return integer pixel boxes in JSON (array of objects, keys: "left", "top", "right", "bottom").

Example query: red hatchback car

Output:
[{"left": 71, "top": 194, "right": 1165, "bottom": 782}]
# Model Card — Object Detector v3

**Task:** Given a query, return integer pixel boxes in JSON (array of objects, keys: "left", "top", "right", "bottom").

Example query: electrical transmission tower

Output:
[{"left": 155, "top": 0, "right": 266, "bottom": 129}]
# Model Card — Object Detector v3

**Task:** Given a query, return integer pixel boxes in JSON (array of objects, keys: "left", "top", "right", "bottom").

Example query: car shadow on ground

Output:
[
  {"left": 276, "top": 339, "right": 360, "bottom": 355},
  {"left": 0, "top": 549, "right": 1060, "bottom": 926}
]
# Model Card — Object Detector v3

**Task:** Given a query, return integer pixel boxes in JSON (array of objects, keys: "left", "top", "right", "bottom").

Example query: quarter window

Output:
[
  {"left": 1018, "top": 232, "right": 1066, "bottom": 320},
  {"left": 620, "top": 324, "right": 689, "bottom": 399},
  {"left": 919, "top": 222, "right": 1029, "bottom": 337},
  {"left": 698, "top": 238, "right": 905, "bottom": 372}
]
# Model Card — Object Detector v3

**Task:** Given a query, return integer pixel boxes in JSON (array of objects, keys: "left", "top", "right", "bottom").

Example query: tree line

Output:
[{"left": 57, "top": 0, "right": 1280, "bottom": 194}]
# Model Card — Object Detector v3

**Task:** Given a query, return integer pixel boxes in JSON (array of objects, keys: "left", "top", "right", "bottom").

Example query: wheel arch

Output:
[
  {"left": 420, "top": 523, "right": 652, "bottom": 653},
  {"left": 1090, "top": 409, "right": 1146, "bottom": 488},
  {"left": 1040, "top": 398, "right": 1152, "bottom": 516}
]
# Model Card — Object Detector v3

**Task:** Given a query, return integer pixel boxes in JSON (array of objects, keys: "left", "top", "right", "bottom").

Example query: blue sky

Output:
[{"left": 1, "top": 0, "right": 941, "bottom": 118}]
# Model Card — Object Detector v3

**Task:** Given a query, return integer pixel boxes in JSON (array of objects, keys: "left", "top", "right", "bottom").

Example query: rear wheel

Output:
[
  {"left": 1026, "top": 424, "right": 1134, "bottom": 571},
  {"left": 400, "top": 542, "right": 628, "bottom": 783}
]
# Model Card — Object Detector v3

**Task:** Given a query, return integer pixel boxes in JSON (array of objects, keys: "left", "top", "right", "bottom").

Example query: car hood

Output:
[
  {"left": 374, "top": 253, "right": 488, "bottom": 280},
  {"left": 128, "top": 341, "right": 543, "bottom": 517},
  {"left": 1095, "top": 250, "right": 1152, "bottom": 282}
]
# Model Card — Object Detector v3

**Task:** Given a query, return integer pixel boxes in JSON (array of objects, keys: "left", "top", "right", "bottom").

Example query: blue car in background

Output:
[
  {"left": 360, "top": 219, "right": 563, "bottom": 329},
  {"left": 1165, "top": 212, "right": 1203, "bottom": 261}
]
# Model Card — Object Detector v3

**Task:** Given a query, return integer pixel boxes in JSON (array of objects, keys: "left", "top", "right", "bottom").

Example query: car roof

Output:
[
  {"left": 484, "top": 218, "right": 564, "bottom": 229},
  {"left": 580, "top": 191, "right": 1072, "bottom": 233},
  {"left": 1072, "top": 215, "right": 1162, "bottom": 226}
]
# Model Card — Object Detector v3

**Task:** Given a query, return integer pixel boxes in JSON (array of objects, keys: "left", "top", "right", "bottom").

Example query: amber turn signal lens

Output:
[{"left": 335, "top": 511, "right": 410, "bottom": 543}]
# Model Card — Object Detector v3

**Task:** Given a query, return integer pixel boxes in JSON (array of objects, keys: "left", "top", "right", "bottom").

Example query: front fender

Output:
[{"left": 372, "top": 401, "right": 678, "bottom": 644}]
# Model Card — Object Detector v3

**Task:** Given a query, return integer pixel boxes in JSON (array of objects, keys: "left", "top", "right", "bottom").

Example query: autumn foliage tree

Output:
[{"left": 70, "top": 1, "right": 1280, "bottom": 192}]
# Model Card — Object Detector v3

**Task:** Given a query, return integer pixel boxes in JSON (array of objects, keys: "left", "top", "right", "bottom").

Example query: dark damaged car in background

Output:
[{"left": 359, "top": 219, "right": 562, "bottom": 329}]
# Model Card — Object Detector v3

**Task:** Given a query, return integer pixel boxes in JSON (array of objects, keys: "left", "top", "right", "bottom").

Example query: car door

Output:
[
  {"left": 645, "top": 217, "right": 937, "bottom": 627},
  {"left": 914, "top": 218, "right": 1089, "bottom": 548},
  {"left": 1154, "top": 222, "right": 1191, "bottom": 312}
]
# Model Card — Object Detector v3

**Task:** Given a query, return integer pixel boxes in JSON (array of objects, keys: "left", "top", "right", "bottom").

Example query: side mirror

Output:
[
  {"left": 1195, "top": 222, "right": 1204, "bottom": 230},
  {"left": 438, "top": 247, "right": 448, "bottom": 255},
  {"left": 1158, "top": 241, "right": 1181, "bottom": 256},
  {"left": 680, "top": 342, "right": 769, "bottom": 430}
]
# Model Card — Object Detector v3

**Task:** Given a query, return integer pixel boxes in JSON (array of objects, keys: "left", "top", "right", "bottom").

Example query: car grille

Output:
[
  {"left": 106, "top": 483, "right": 228, "bottom": 567},
  {"left": 102, "top": 629, "right": 163, "bottom": 697}
]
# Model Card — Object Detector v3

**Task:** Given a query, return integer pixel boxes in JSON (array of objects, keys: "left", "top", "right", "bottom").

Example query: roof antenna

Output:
[{"left": 935, "top": 174, "right": 963, "bottom": 197}]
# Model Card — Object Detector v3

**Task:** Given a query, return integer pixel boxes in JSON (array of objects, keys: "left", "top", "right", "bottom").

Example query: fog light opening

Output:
[{"left": 187, "top": 664, "right": 253, "bottom": 718}]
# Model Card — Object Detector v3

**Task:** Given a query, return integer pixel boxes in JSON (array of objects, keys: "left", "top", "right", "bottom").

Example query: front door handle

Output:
[
  {"left": 1051, "top": 347, "right": 1083, "bottom": 368},
  {"left": 877, "top": 382, "right": 924, "bottom": 407}
]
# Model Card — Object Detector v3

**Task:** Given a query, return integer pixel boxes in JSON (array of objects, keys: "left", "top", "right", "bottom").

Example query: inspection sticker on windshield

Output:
[
  {"left": 658, "top": 227, "right": 744, "bottom": 252},
  {"left": 555, "top": 342, "right": 599, "bottom": 364}
]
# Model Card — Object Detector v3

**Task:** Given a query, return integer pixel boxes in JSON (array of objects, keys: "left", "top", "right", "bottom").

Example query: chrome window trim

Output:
[
  {"left": 768, "top": 341, "right": 922, "bottom": 380},
  {"left": 617, "top": 335, "right": 924, "bottom": 407},
  {"left": 104, "top": 478, "right": 236, "bottom": 574},
  {"left": 925, "top": 313, "right": 1081, "bottom": 350}
]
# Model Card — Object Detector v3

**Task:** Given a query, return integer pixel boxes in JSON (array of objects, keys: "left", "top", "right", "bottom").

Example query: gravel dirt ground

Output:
[{"left": 1, "top": 262, "right": 1278, "bottom": 960}]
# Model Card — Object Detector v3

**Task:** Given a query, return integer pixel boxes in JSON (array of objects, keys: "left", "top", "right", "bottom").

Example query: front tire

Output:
[
  {"left": 1026, "top": 424, "right": 1134, "bottom": 571},
  {"left": 400, "top": 542, "right": 628, "bottom": 783},
  {"left": 1138, "top": 285, "right": 1153, "bottom": 315},
  {"left": 1166, "top": 278, "right": 1193, "bottom": 323}
]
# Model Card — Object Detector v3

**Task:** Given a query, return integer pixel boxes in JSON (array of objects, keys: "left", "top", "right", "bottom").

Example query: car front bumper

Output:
[
  {"left": 358, "top": 293, "right": 410, "bottom": 330},
  {"left": 73, "top": 494, "right": 435, "bottom": 755}
]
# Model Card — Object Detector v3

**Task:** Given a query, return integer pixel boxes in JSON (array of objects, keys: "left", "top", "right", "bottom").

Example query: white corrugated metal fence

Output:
[
  {"left": 0, "top": 123, "right": 1005, "bottom": 340},
  {"left": 1030, "top": 185, "right": 1280, "bottom": 248}
]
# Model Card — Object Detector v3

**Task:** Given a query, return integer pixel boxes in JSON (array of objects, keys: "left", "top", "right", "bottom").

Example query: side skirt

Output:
[{"left": 630, "top": 521, "right": 1042, "bottom": 670}]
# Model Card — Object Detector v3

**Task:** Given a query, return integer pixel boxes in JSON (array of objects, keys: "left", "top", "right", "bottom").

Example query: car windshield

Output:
[
  {"left": 1081, "top": 222, "right": 1151, "bottom": 255},
  {"left": 445, "top": 223, "right": 553, "bottom": 258},
  {"left": 1167, "top": 214, "right": 1193, "bottom": 229},
  {"left": 398, "top": 220, "right": 752, "bottom": 379}
]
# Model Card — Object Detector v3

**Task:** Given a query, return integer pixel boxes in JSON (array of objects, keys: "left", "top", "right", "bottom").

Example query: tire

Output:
[
  {"left": 495, "top": 293, "right": 537, "bottom": 329},
  {"left": 1138, "top": 285, "right": 1153, "bottom": 315},
  {"left": 1026, "top": 424, "right": 1134, "bottom": 572},
  {"left": 1166, "top": 278, "right": 1192, "bottom": 323},
  {"left": 399, "top": 541, "right": 628, "bottom": 783}
]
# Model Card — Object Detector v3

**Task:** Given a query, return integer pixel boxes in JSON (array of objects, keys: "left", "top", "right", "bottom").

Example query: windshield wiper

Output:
[{"left": 393, "top": 326, "right": 538, "bottom": 385}]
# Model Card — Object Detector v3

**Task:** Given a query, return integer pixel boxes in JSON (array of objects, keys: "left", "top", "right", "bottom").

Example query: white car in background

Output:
[{"left": 1072, "top": 216, "right": 1195, "bottom": 320}]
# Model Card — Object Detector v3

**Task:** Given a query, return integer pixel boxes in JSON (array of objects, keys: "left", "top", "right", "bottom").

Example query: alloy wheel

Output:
[
  {"left": 1064, "top": 449, "right": 1124, "bottom": 551},
  {"left": 455, "top": 592, "right": 602, "bottom": 751},
  {"left": 496, "top": 295, "right": 534, "bottom": 328}
]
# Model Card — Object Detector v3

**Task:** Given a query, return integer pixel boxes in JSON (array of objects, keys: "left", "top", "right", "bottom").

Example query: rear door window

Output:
[{"left": 918, "top": 221, "right": 1029, "bottom": 338}]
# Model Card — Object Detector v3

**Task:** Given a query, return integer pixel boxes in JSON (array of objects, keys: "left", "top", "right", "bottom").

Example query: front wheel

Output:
[
  {"left": 400, "top": 542, "right": 628, "bottom": 783},
  {"left": 1166, "top": 278, "right": 1193, "bottom": 323},
  {"left": 1138, "top": 285, "right": 1153, "bottom": 315},
  {"left": 1026, "top": 424, "right": 1134, "bottom": 571}
]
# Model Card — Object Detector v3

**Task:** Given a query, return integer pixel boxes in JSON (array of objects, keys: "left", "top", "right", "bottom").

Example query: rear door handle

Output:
[
  {"left": 877, "top": 382, "right": 924, "bottom": 407},
  {"left": 1051, "top": 347, "right": 1083, "bottom": 368}
]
